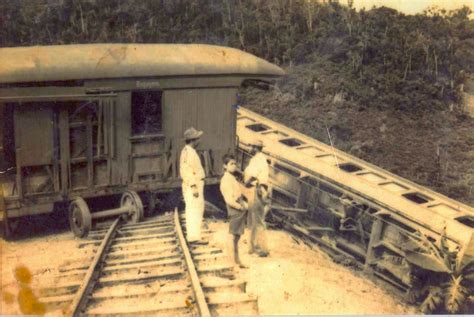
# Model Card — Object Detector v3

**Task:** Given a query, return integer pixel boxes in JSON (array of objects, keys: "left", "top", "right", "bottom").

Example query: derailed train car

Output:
[
  {"left": 237, "top": 107, "right": 474, "bottom": 312},
  {"left": 0, "top": 44, "right": 284, "bottom": 238}
]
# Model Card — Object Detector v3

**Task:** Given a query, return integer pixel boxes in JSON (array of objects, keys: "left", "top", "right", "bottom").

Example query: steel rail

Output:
[
  {"left": 173, "top": 208, "right": 211, "bottom": 317},
  {"left": 69, "top": 218, "right": 121, "bottom": 316}
]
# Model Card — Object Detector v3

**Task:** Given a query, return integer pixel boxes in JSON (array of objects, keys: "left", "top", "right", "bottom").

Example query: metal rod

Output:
[
  {"left": 91, "top": 206, "right": 130, "bottom": 219},
  {"left": 271, "top": 206, "right": 307, "bottom": 213},
  {"left": 69, "top": 218, "right": 120, "bottom": 316},
  {"left": 173, "top": 208, "right": 211, "bottom": 317},
  {"left": 326, "top": 125, "right": 339, "bottom": 168}
]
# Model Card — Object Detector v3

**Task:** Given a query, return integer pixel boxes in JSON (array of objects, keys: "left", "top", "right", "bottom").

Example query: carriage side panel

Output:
[
  {"left": 163, "top": 88, "right": 237, "bottom": 178},
  {"left": 110, "top": 93, "right": 131, "bottom": 186}
]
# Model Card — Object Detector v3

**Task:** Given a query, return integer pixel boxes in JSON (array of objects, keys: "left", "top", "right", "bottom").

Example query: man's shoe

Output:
[
  {"left": 257, "top": 250, "right": 269, "bottom": 257},
  {"left": 236, "top": 261, "right": 249, "bottom": 269}
]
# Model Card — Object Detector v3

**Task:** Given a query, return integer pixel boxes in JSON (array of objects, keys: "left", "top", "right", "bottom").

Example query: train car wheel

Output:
[
  {"left": 121, "top": 191, "right": 144, "bottom": 224},
  {"left": 69, "top": 198, "right": 92, "bottom": 238}
]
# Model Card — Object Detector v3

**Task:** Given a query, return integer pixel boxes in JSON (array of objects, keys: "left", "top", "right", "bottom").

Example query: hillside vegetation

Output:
[{"left": 1, "top": 0, "right": 473, "bottom": 204}]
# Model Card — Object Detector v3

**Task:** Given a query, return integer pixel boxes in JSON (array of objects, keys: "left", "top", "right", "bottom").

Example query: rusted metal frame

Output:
[
  {"left": 173, "top": 208, "right": 211, "bottom": 317},
  {"left": 97, "top": 103, "right": 102, "bottom": 157},
  {"left": 109, "top": 102, "right": 115, "bottom": 159},
  {"left": 238, "top": 147, "right": 394, "bottom": 262},
  {"left": 259, "top": 149, "right": 461, "bottom": 274},
  {"left": 241, "top": 147, "right": 377, "bottom": 221},
  {"left": 129, "top": 133, "right": 165, "bottom": 141},
  {"left": 0, "top": 186, "right": 5, "bottom": 220},
  {"left": 103, "top": 100, "right": 112, "bottom": 184},
  {"left": 271, "top": 206, "right": 307, "bottom": 213},
  {"left": 69, "top": 218, "right": 121, "bottom": 316},
  {"left": 269, "top": 156, "right": 449, "bottom": 247},
  {"left": 3, "top": 202, "right": 55, "bottom": 218},
  {"left": 365, "top": 218, "right": 384, "bottom": 267},
  {"left": 255, "top": 147, "right": 449, "bottom": 242},
  {"left": 201, "top": 150, "right": 211, "bottom": 177},
  {"left": 162, "top": 139, "right": 175, "bottom": 180},
  {"left": 13, "top": 110, "right": 23, "bottom": 199},
  {"left": 131, "top": 152, "right": 164, "bottom": 159},
  {"left": 70, "top": 155, "right": 108, "bottom": 164},
  {"left": 91, "top": 206, "right": 130, "bottom": 219},
  {"left": 0, "top": 94, "right": 116, "bottom": 102},
  {"left": 52, "top": 109, "right": 60, "bottom": 192},
  {"left": 86, "top": 114, "right": 94, "bottom": 189},
  {"left": 59, "top": 109, "right": 70, "bottom": 195}
]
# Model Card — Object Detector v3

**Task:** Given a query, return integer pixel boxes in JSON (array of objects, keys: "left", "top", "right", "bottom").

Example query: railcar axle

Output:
[{"left": 68, "top": 190, "right": 144, "bottom": 238}]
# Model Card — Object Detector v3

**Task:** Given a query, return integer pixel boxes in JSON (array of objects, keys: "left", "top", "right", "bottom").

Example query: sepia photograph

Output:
[{"left": 0, "top": 0, "right": 473, "bottom": 315}]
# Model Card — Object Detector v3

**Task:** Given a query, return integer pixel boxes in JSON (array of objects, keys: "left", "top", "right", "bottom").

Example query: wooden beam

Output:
[{"left": 86, "top": 115, "right": 93, "bottom": 188}]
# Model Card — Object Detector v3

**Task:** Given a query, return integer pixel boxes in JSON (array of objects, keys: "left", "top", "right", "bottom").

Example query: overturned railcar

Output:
[
  {"left": 0, "top": 44, "right": 284, "bottom": 238},
  {"left": 237, "top": 108, "right": 474, "bottom": 309}
]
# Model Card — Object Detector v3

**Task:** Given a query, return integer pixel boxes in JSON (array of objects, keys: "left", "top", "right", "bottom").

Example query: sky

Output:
[{"left": 341, "top": 0, "right": 474, "bottom": 16}]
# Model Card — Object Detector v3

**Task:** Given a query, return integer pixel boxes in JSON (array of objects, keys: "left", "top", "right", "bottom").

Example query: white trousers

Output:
[{"left": 183, "top": 181, "right": 205, "bottom": 242}]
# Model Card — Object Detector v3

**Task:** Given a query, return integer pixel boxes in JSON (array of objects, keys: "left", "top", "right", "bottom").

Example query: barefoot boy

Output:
[{"left": 220, "top": 154, "right": 248, "bottom": 268}]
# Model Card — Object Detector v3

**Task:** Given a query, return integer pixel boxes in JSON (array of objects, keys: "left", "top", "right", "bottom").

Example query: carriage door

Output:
[
  {"left": 129, "top": 91, "right": 164, "bottom": 183},
  {"left": 13, "top": 103, "right": 59, "bottom": 198},
  {"left": 61, "top": 97, "right": 116, "bottom": 192}
]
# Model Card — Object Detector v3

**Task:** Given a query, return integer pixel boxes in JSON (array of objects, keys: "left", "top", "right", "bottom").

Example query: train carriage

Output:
[
  {"left": 0, "top": 43, "right": 284, "bottom": 238},
  {"left": 236, "top": 107, "right": 474, "bottom": 304}
]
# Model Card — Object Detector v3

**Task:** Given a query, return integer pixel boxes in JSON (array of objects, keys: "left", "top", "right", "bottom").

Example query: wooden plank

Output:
[
  {"left": 296, "top": 182, "right": 311, "bottom": 209},
  {"left": 97, "top": 103, "right": 102, "bottom": 157},
  {"left": 13, "top": 109, "right": 22, "bottom": 199},
  {"left": 110, "top": 93, "right": 130, "bottom": 185},
  {"left": 191, "top": 247, "right": 222, "bottom": 256},
  {"left": 86, "top": 114, "right": 93, "bottom": 189},
  {"left": 90, "top": 284, "right": 189, "bottom": 300},
  {"left": 59, "top": 109, "right": 70, "bottom": 195},
  {"left": 271, "top": 206, "right": 307, "bottom": 213},
  {"left": 112, "top": 231, "right": 175, "bottom": 243},
  {"left": 119, "top": 222, "right": 174, "bottom": 232},
  {"left": 102, "top": 258, "right": 182, "bottom": 273},
  {"left": 0, "top": 184, "right": 4, "bottom": 220},
  {"left": 105, "top": 251, "right": 181, "bottom": 267},
  {"left": 365, "top": 218, "right": 384, "bottom": 267},
  {"left": 97, "top": 267, "right": 184, "bottom": 285},
  {"left": 14, "top": 106, "right": 54, "bottom": 166},
  {"left": 109, "top": 237, "right": 177, "bottom": 252},
  {"left": 52, "top": 110, "right": 60, "bottom": 192},
  {"left": 106, "top": 245, "right": 178, "bottom": 259},
  {"left": 86, "top": 297, "right": 189, "bottom": 315}
]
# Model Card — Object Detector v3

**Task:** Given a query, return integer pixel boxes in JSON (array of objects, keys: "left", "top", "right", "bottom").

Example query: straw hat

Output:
[{"left": 183, "top": 127, "right": 203, "bottom": 140}]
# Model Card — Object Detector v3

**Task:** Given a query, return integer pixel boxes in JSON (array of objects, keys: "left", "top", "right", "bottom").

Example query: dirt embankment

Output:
[{"left": 241, "top": 60, "right": 474, "bottom": 206}]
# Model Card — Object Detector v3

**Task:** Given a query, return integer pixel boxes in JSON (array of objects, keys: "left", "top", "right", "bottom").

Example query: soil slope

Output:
[{"left": 241, "top": 58, "right": 474, "bottom": 206}]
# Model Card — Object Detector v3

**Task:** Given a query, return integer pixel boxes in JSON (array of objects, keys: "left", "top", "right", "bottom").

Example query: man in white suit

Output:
[{"left": 180, "top": 127, "right": 206, "bottom": 243}]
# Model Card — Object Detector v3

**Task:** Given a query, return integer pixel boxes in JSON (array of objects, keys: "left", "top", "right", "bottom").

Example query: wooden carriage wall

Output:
[{"left": 0, "top": 44, "right": 284, "bottom": 224}]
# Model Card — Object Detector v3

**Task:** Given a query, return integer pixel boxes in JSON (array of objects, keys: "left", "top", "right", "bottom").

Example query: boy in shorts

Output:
[{"left": 220, "top": 154, "right": 249, "bottom": 268}]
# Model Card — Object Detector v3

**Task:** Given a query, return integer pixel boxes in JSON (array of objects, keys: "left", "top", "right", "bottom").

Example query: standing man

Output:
[
  {"left": 220, "top": 154, "right": 249, "bottom": 268},
  {"left": 244, "top": 139, "right": 271, "bottom": 257},
  {"left": 180, "top": 127, "right": 206, "bottom": 244}
]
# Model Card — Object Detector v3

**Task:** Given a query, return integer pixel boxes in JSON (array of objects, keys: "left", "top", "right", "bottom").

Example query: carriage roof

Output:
[{"left": 0, "top": 44, "right": 285, "bottom": 84}]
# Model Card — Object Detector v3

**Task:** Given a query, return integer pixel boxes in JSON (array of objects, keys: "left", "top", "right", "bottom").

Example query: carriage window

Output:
[{"left": 131, "top": 91, "right": 162, "bottom": 135}]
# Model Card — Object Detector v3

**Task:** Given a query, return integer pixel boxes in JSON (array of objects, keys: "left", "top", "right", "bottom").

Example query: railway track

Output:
[{"left": 37, "top": 210, "right": 258, "bottom": 316}]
